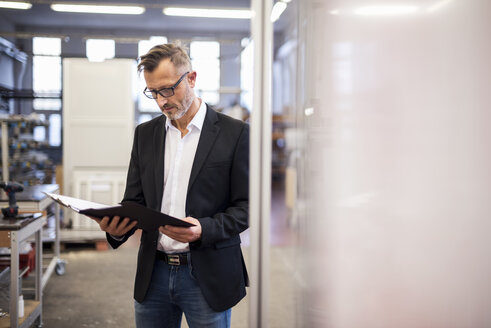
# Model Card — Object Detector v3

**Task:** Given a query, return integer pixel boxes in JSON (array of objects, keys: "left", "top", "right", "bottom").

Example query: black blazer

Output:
[{"left": 107, "top": 105, "right": 249, "bottom": 312}]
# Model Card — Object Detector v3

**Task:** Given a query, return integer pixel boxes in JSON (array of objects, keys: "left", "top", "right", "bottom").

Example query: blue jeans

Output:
[{"left": 134, "top": 253, "right": 231, "bottom": 328}]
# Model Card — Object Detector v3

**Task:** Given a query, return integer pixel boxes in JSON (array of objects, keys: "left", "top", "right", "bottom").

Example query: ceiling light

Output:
[
  {"left": 271, "top": 1, "right": 287, "bottom": 22},
  {"left": 51, "top": 3, "right": 145, "bottom": 15},
  {"left": 354, "top": 5, "right": 420, "bottom": 16},
  {"left": 163, "top": 7, "right": 252, "bottom": 19},
  {"left": 0, "top": 1, "right": 32, "bottom": 10}
]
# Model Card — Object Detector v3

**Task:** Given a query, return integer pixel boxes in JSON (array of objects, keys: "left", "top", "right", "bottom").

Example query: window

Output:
[
  {"left": 190, "top": 41, "right": 220, "bottom": 106},
  {"left": 86, "top": 39, "right": 115, "bottom": 62},
  {"left": 33, "top": 37, "right": 62, "bottom": 111},
  {"left": 32, "top": 37, "right": 62, "bottom": 146},
  {"left": 138, "top": 36, "right": 168, "bottom": 59},
  {"left": 33, "top": 114, "right": 46, "bottom": 141},
  {"left": 240, "top": 39, "right": 253, "bottom": 112},
  {"left": 137, "top": 36, "right": 168, "bottom": 114},
  {"left": 48, "top": 114, "right": 62, "bottom": 147}
]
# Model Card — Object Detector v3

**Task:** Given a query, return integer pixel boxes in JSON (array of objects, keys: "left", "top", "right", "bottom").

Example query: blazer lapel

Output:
[
  {"left": 154, "top": 115, "right": 166, "bottom": 209},
  {"left": 188, "top": 105, "right": 220, "bottom": 193}
]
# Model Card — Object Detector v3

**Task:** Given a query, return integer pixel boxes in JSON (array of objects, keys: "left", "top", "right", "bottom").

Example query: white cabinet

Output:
[{"left": 63, "top": 58, "right": 135, "bottom": 229}]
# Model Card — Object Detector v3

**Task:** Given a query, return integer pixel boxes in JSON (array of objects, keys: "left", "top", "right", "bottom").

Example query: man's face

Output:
[{"left": 144, "top": 59, "right": 196, "bottom": 120}]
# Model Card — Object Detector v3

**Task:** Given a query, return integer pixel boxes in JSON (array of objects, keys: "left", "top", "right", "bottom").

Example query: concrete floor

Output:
[{"left": 41, "top": 242, "right": 300, "bottom": 327}]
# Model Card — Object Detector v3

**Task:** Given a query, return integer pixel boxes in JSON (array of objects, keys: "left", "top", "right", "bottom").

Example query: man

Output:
[{"left": 92, "top": 43, "right": 249, "bottom": 328}]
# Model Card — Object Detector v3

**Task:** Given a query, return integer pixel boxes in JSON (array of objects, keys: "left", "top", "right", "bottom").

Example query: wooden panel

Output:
[
  {"left": 0, "top": 300, "right": 40, "bottom": 328},
  {"left": 0, "top": 230, "right": 10, "bottom": 247}
]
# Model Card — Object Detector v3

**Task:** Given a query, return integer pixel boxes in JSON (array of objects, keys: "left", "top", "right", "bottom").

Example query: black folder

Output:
[{"left": 44, "top": 192, "right": 194, "bottom": 231}]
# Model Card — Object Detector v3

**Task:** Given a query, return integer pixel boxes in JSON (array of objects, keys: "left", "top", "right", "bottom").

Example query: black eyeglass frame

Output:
[{"left": 143, "top": 71, "right": 190, "bottom": 99}]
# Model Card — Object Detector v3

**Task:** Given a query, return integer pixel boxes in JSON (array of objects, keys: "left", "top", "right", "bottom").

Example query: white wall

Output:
[{"left": 300, "top": 0, "right": 491, "bottom": 327}]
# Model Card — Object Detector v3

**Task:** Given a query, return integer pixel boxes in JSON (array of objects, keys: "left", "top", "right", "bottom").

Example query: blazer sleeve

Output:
[
  {"left": 192, "top": 123, "right": 249, "bottom": 248},
  {"left": 106, "top": 125, "right": 144, "bottom": 249}
]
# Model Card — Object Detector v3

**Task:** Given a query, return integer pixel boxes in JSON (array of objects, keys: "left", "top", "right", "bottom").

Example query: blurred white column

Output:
[
  {"left": 250, "top": 0, "right": 273, "bottom": 327},
  {"left": 301, "top": 0, "right": 491, "bottom": 327}
]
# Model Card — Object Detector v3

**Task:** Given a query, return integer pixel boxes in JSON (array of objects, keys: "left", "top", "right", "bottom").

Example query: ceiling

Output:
[{"left": 0, "top": 0, "right": 292, "bottom": 41}]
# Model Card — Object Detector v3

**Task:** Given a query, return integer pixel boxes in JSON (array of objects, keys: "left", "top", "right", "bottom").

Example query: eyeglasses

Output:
[{"left": 143, "top": 72, "right": 190, "bottom": 99}]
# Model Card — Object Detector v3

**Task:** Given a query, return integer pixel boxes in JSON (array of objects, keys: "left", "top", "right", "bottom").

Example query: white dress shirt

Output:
[{"left": 158, "top": 99, "right": 206, "bottom": 253}]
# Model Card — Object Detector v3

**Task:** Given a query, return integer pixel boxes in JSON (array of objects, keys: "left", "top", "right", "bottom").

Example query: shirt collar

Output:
[{"left": 165, "top": 99, "right": 206, "bottom": 132}]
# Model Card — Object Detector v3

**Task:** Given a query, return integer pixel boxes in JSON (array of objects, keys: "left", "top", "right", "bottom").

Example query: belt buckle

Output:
[{"left": 167, "top": 254, "right": 180, "bottom": 265}]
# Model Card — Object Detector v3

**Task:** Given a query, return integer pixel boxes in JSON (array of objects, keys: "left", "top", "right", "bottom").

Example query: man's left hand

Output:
[{"left": 159, "top": 217, "right": 202, "bottom": 243}]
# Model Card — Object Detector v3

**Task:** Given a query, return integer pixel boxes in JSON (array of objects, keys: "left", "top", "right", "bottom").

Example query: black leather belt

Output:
[{"left": 156, "top": 251, "right": 188, "bottom": 265}]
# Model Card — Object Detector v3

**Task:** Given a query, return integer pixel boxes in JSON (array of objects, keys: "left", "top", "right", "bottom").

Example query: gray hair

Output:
[{"left": 137, "top": 41, "right": 191, "bottom": 74}]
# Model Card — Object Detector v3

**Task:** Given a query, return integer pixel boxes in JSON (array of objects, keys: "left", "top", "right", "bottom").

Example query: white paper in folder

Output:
[{"left": 43, "top": 192, "right": 110, "bottom": 212}]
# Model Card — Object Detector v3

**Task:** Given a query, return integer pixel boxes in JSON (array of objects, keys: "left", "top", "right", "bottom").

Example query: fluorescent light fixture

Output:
[
  {"left": 354, "top": 4, "right": 420, "bottom": 16},
  {"left": 330, "top": 9, "right": 340, "bottom": 15},
  {"left": 163, "top": 7, "right": 252, "bottom": 19},
  {"left": 271, "top": 1, "right": 287, "bottom": 22},
  {"left": 0, "top": 1, "right": 32, "bottom": 10},
  {"left": 51, "top": 3, "right": 145, "bottom": 15}
]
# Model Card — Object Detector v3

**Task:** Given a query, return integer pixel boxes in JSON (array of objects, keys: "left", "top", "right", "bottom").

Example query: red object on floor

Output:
[{"left": 19, "top": 245, "right": 35, "bottom": 278}]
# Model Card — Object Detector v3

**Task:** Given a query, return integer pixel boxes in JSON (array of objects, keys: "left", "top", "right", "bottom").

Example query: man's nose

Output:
[{"left": 156, "top": 94, "right": 168, "bottom": 107}]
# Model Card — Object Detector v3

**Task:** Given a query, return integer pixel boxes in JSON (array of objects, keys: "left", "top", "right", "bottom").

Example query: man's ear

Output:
[{"left": 187, "top": 71, "right": 197, "bottom": 88}]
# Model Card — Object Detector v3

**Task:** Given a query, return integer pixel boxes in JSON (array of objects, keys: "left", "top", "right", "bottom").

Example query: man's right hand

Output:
[{"left": 90, "top": 216, "right": 137, "bottom": 238}]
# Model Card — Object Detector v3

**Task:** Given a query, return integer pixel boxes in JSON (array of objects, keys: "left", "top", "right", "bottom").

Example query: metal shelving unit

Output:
[
  {"left": 0, "top": 213, "right": 44, "bottom": 328},
  {"left": 0, "top": 86, "right": 61, "bottom": 186},
  {"left": 0, "top": 116, "right": 52, "bottom": 185},
  {"left": 0, "top": 185, "right": 64, "bottom": 327}
]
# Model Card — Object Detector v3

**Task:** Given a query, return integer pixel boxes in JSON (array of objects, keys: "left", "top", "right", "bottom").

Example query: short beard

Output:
[{"left": 164, "top": 87, "right": 194, "bottom": 121}]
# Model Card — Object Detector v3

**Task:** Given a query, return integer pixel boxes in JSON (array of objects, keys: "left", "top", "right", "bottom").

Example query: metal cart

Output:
[{"left": 0, "top": 213, "right": 44, "bottom": 327}]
